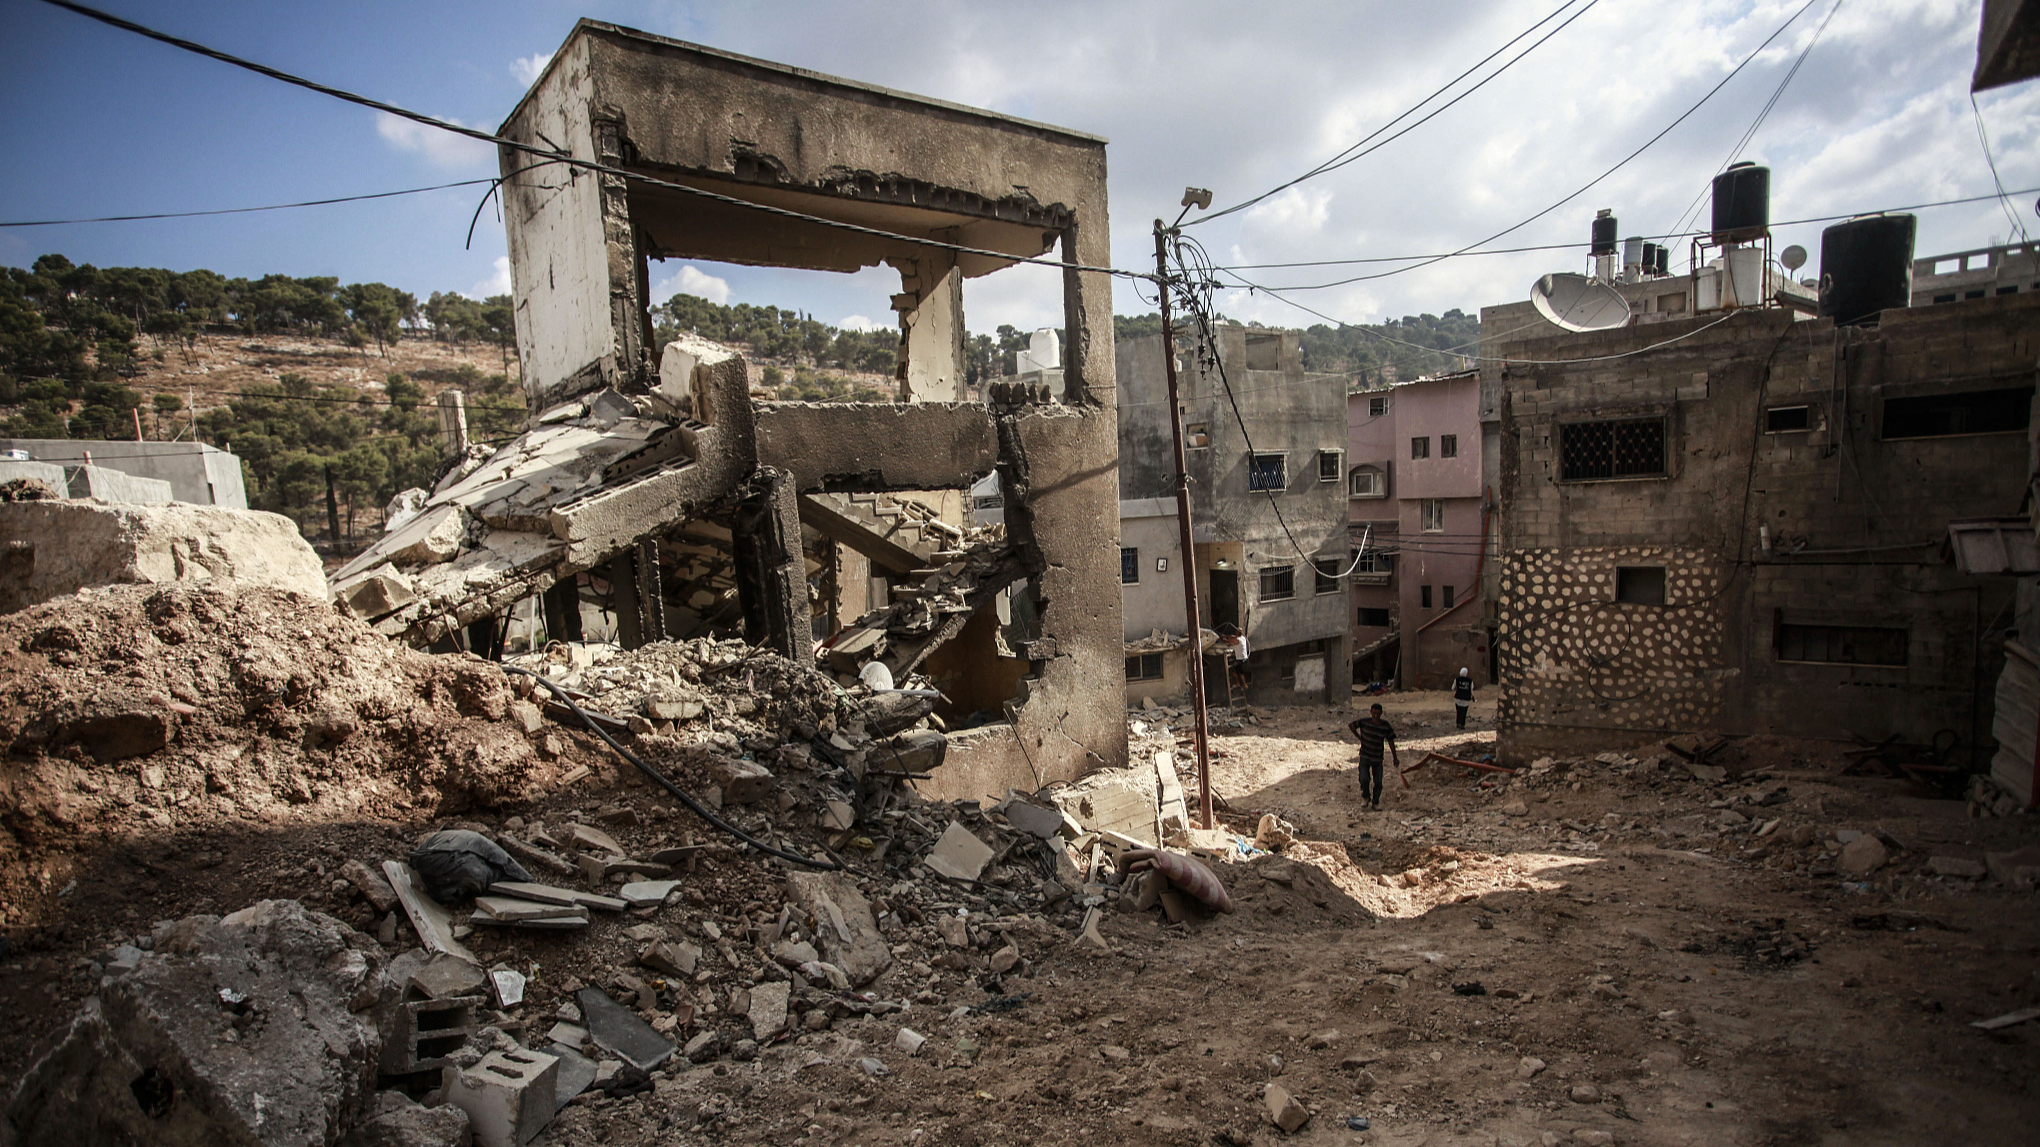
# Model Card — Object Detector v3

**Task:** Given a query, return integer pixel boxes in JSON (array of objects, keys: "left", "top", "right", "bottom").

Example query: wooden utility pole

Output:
[{"left": 1154, "top": 221, "right": 1215, "bottom": 830}]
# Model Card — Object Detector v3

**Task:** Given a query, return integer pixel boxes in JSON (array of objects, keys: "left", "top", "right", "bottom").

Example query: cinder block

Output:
[
  {"left": 380, "top": 993, "right": 484, "bottom": 1075},
  {"left": 444, "top": 1047, "right": 560, "bottom": 1147}
]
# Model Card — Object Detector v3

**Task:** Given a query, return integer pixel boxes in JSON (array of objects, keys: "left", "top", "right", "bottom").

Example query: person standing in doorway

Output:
[
  {"left": 1453, "top": 667, "right": 1475, "bottom": 729},
  {"left": 1347, "top": 703, "right": 1398, "bottom": 810}
]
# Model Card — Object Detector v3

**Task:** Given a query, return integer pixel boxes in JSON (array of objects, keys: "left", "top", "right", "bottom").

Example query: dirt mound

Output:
[{"left": 0, "top": 580, "right": 595, "bottom": 918}]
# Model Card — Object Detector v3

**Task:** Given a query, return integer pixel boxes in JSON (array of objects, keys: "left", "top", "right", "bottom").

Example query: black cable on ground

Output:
[{"left": 502, "top": 664, "right": 843, "bottom": 870}]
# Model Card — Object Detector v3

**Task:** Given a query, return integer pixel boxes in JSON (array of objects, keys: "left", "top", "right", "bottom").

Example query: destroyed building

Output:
[
  {"left": 1480, "top": 277, "right": 2038, "bottom": 765},
  {"left": 326, "top": 20, "right": 1125, "bottom": 800},
  {"left": 1116, "top": 323, "right": 1353, "bottom": 706},
  {"left": 0, "top": 439, "right": 248, "bottom": 507}
]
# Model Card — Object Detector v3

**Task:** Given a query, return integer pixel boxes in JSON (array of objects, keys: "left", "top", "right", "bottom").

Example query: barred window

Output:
[
  {"left": 1559, "top": 417, "right": 1666, "bottom": 481},
  {"left": 1777, "top": 623, "right": 1906, "bottom": 667},
  {"left": 1259, "top": 566, "right": 1295, "bottom": 601},
  {"left": 1248, "top": 453, "right": 1287, "bottom": 491},
  {"left": 1125, "top": 653, "right": 1165, "bottom": 681}
]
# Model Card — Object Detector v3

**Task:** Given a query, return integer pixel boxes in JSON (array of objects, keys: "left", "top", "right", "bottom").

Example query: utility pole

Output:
[{"left": 1154, "top": 220, "right": 1215, "bottom": 830}]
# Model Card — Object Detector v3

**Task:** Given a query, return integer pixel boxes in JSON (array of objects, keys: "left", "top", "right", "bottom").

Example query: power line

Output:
[
  {"left": 1970, "top": 94, "right": 2034, "bottom": 247},
  {"left": 0, "top": 176, "right": 503, "bottom": 228},
  {"left": 1661, "top": 0, "right": 1846, "bottom": 254},
  {"left": 34, "top": 0, "right": 1150, "bottom": 284},
  {"left": 1190, "top": 0, "right": 1602, "bottom": 226},
  {"left": 1212, "top": 0, "right": 1825, "bottom": 293}
]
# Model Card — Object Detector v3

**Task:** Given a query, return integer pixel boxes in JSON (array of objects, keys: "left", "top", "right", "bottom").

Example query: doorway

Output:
[{"left": 1209, "top": 569, "right": 1239, "bottom": 632}]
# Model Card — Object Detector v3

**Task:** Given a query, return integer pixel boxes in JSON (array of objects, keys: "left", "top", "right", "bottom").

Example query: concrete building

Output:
[
  {"left": 330, "top": 19, "right": 1125, "bottom": 801},
  {"left": 0, "top": 440, "right": 247, "bottom": 508},
  {"left": 1346, "top": 368, "right": 1491, "bottom": 689},
  {"left": 1478, "top": 291, "right": 2038, "bottom": 765},
  {"left": 1912, "top": 242, "right": 2039, "bottom": 306},
  {"left": 1117, "top": 324, "right": 1352, "bottom": 707}
]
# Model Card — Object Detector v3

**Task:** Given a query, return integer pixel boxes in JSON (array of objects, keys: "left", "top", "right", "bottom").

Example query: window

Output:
[
  {"left": 1657, "top": 293, "right": 1687, "bottom": 314},
  {"left": 1440, "top": 434, "right": 1458, "bottom": 458},
  {"left": 974, "top": 495, "right": 1004, "bottom": 510},
  {"left": 1933, "top": 293, "right": 1958, "bottom": 305},
  {"left": 1616, "top": 566, "right": 1665, "bottom": 605},
  {"left": 1245, "top": 332, "right": 1281, "bottom": 371},
  {"left": 1259, "top": 566, "right": 1295, "bottom": 602},
  {"left": 1368, "top": 396, "right": 1388, "bottom": 417},
  {"left": 1349, "top": 466, "right": 1386, "bottom": 498},
  {"left": 1277, "top": 662, "right": 1297, "bottom": 688},
  {"left": 1125, "top": 653, "right": 1164, "bottom": 681},
  {"left": 1248, "top": 453, "right": 1287, "bottom": 491},
  {"left": 1420, "top": 584, "right": 1432, "bottom": 609},
  {"left": 1999, "top": 285, "right": 2020, "bottom": 296},
  {"left": 1420, "top": 499, "right": 1445, "bottom": 532},
  {"left": 1185, "top": 422, "right": 1210, "bottom": 448},
  {"left": 1318, "top": 450, "right": 1342, "bottom": 482},
  {"left": 1777, "top": 623, "right": 1907, "bottom": 667},
  {"left": 1120, "top": 547, "right": 1139, "bottom": 585},
  {"left": 1410, "top": 436, "right": 1430, "bottom": 460},
  {"left": 1559, "top": 417, "right": 1666, "bottom": 481},
  {"left": 1965, "top": 289, "right": 1986, "bottom": 300},
  {"left": 1442, "top": 584, "right": 1455, "bottom": 609},
  {"left": 1881, "top": 387, "right": 2033, "bottom": 440},
  {"left": 1314, "top": 558, "right": 1342, "bottom": 595},
  {"left": 1352, "top": 549, "right": 1394, "bottom": 576},
  {"left": 1357, "top": 607, "right": 1392, "bottom": 627},
  {"left": 1764, "top": 405, "right": 1811, "bottom": 433}
]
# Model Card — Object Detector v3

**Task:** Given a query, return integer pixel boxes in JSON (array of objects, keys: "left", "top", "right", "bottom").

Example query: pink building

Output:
[{"left": 1346, "top": 369, "right": 1491, "bottom": 687}]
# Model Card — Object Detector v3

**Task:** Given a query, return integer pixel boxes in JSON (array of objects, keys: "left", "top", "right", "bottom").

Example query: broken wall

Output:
[{"left": 1483, "top": 295, "right": 2037, "bottom": 762}]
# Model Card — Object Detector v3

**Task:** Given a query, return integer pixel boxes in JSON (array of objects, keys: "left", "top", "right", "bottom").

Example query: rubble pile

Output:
[
  {"left": 818, "top": 537, "right": 1027, "bottom": 685},
  {"left": 0, "top": 581, "right": 605, "bottom": 917},
  {"left": 506, "top": 637, "right": 844, "bottom": 743}
]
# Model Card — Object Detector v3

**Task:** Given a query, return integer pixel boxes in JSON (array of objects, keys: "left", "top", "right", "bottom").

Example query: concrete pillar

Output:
[
  {"left": 541, "top": 576, "right": 583, "bottom": 646},
  {"left": 636, "top": 536, "right": 666, "bottom": 644},
  {"left": 890, "top": 253, "right": 966, "bottom": 403},
  {"left": 611, "top": 548, "right": 644, "bottom": 650},
  {"left": 732, "top": 467, "right": 806, "bottom": 659},
  {"left": 436, "top": 391, "right": 470, "bottom": 458}
]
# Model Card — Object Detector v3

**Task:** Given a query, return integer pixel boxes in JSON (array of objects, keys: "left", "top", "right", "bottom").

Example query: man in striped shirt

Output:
[{"left": 1346, "top": 703, "right": 1399, "bottom": 810}]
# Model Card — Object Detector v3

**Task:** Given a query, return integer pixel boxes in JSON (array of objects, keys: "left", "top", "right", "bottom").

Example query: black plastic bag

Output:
[{"left": 407, "top": 830, "right": 532, "bottom": 904}]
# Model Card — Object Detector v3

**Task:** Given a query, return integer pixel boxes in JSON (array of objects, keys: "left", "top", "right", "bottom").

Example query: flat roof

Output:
[{"left": 502, "top": 19, "right": 1108, "bottom": 147}]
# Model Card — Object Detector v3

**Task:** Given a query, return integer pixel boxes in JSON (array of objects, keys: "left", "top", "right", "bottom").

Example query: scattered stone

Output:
[
  {"left": 568, "top": 824, "right": 625, "bottom": 856},
  {"left": 705, "top": 756, "right": 776, "bottom": 804},
  {"left": 487, "top": 881, "right": 628, "bottom": 912},
  {"left": 618, "top": 880, "right": 682, "bottom": 907},
  {"left": 576, "top": 986, "right": 674, "bottom": 1071},
  {"left": 491, "top": 969, "right": 526, "bottom": 1008},
  {"left": 408, "top": 953, "right": 488, "bottom": 1000},
  {"left": 1501, "top": 799, "right": 1530, "bottom": 817},
  {"left": 683, "top": 1031, "right": 719, "bottom": 1063},
  {"left": 1571, "top": 1083, "right": 1601, "bottom": 1103},
  {"left": 640, "top": 940, "right": 701, "bottom": 977},
  {"left": 858, "top": 1057, "right": 890, "bottom": 1076},
  {"left": 1928, "top": 856, "right": 1987, "bottom": 879},
  {"left": 1987, "top": 844, "right": 2040, "bottom": 890},
  {"left": 925, "top": 822, "right": 996, "bottom": 882},
  {"left": 341, "top": 859, "right": 400, "bottom": 912},
  {"left": 1265, "top": 1082, "right": 1310, "bottom": 1133},
  {"left": 749, "top": 981, "right": 791, "bottom": 1040},
  {"left": 339, "top": 1090, "right": 473, "bottom": 1147},
  {"left": 1839, "top": 836, "right": 1888, "bottom": 877},
  {"left": 785, "top": 871, "right": 892, "bottom": 986},
  {"left": 473, "top": 896, "right": 590, "bottom": 926},
  {"left": 1518, "top": 1056, "right": 1547, "bottom": 1078},
  {"left": 1001, "top": 799, "right": 1066, "bottom": 840},
  {"left": 989, "top": 944, "right": 1021, "bottom": 973},
  {"left": 1574, "top": 1131, "right": 1615, "bottom": 1146}
]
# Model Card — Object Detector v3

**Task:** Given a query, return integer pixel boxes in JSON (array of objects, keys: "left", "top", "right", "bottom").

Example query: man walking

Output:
[
  {"left": 1453, "top": 667, "right": 1475, "bottom": 729},
  {"left": 1347, "top": 703, "right": 1399, "bottom": 810}
]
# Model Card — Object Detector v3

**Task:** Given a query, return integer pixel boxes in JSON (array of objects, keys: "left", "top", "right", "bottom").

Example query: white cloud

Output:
[
  {"left": 375, "top": 112, "right": 494, "bottom": 168},
  {"left": 472, "top": 256, "right": 511, "bottom": 299},
  {"left": 836, "top": 314, "right": 888, "bottom": 332},
  {"left": 650, "top": 264, "right": 733, "bottom": 306},
  {"left": 511, "top": 52, "right": 553, "bottom": 87}
]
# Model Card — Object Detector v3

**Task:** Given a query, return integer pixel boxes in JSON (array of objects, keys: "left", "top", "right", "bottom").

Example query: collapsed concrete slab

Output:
[
  {"left": 3, "top": 900, "right": 387, "bottom": 1147},
  {"left": 0, "top": 498, "right": 327, "bottom": 614}
]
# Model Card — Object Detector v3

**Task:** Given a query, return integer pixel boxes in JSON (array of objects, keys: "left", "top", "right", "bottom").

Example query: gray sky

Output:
[{"left": 3, "top": 0, "right": 2031, "bottom": 335}]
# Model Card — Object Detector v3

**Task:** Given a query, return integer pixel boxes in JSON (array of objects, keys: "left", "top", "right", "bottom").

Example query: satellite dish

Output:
[
  {"left": 1530, "top": 273, "right": 1632, "bottom": 332},
  {"left": 1780, "top": 245, "right": 1807, "bottom": 272}
]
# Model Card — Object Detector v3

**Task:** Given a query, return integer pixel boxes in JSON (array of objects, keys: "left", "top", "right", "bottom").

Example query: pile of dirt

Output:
[{"left": 0, "top": 580, "right": 606, "bottom": 921}]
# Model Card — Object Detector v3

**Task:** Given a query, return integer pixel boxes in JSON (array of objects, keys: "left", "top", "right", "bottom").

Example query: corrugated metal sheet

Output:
[
  {"left": 1949, "top": 518, "right": 2040, "bottom": 575},
  {"left": 1991, "top": 641, "right": 2037, "bottom": 805}
]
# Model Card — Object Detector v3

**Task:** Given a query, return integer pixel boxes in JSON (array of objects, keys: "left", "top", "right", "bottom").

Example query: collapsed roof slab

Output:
[{"left": 756, "top": 403, "right": 999, "bottom": 494}]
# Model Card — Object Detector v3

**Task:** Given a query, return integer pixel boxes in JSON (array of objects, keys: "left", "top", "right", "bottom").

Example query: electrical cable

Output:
[
  {"left": 1189, "top": 0, "right": 1602, "bottom": 226},
  {"left": 1660, "top": 0, "right": 1846, "bottom": 254},
  {"left": 33, "top": 0, "right": 1149, "bottom": 284},
  {"left": 1970, "top": 93, "right": 2033, "bottom": 247},
  {"left": 0, "top": 175, "right": 504, "bottom": 228},
  {"left": 1207, "top": 0, "right": 1822, "bottom": 293},
  {"left": 503, "top": 665, "right": 843, "bottom": 870}
]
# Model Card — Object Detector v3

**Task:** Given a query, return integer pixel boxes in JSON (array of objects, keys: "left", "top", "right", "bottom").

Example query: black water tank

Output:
[
  {"left": 1711, "top": 162, "right": 1770, "bottom": 243},
  {"left": 1591, "top": 212, "right": 1618, "bottom": 256},
  {"left": 1654, "top": 245, "right": 1670, "bottom": 276},
  {"left": 1819, "top": 213, "right": 1916, "bottom": 327},
  {"left": 1642, "top": 242, "right": 1662, "bottom": 276}
]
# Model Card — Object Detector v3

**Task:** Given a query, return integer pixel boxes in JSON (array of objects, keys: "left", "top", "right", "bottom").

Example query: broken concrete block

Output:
[
  {"left": 643, "top": 691, "right": 705, "bottom": 721},
  {"left": 443, "top": 1047, "right": 559, "bottom": 1147},
  {"left": 925, "top": 822, "right": 995, "bottom": 882},
  {"left": 337, "top": 1090, "right": 473, "bottom": 1147},
  {"left": 342, "top": 859, "right": 400, "bottom": 912},
  {"left": 473, "top": 896, "right": 590, "bottom": 925},
  {"left": 618, "top": 879, "right": 681, "bottom": 907},
  {"left": 705, "top": 756, "right": 775, "bottom": 804},
  {"left": 785, "top": 871, "right": 892, "bottom": 987},
  {"left": 567, "top": 824, "right": 625, "bottom": 856},
  {"left": 1001, "top": 798, "right": 1066, "bottom": 840},
  {"left": 749, "top": 981, "right": 791, "bottom": 1040},
  {"left": 882, "top": 729, "right": 948, "bottom": 772},
  {"left": 1838, "top": 835, "right": 1888, "bottom": 877},
  {"left": 0, "top": 499, "right": 327, "bottom": 613},
  {"left": 1265, "top": 1082, "right": 1310, "bottom": 1133},
  {"left": 1927, "top": 856, "right": 1987, "bottom": 879},
  {"left": 823, "top": 800, "right": 857, "bottom": 831},
  {"left": 640, "top": 940, "right": 701, "bottom": 977},
  {"left": 5, "top": 900, "right": 385, "bottom": 1147},
  {"left": 492, "top": 969, "right": 526, "bottom": 1008},
  {"left": 486, "top": 881, "right": 627, "bottom": 912},
  {"left": 336, "top": 566, "right": 419, "bottom": 620},
  {"left": 381, "top": 993, "right": 485, "bottom": 1076},
  {"left": 408, "top": 953, "right": 488, "bottom": 1000},
  {"left": 935, "top": 913, "right": 969, "bottom": 948},
  {"left": 383, "top": 860, "right": 478, "bottom": 963}
]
